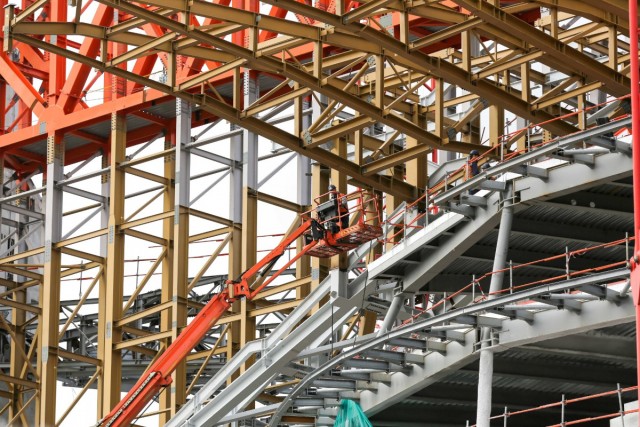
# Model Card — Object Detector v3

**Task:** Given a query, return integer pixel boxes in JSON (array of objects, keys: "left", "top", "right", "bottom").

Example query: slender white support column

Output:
[
  {"left": 377, "top": 291, "right": 404, "bottom": 336},
  {"left": 476, "top": 185, "right": 514, "bottom": 427}
]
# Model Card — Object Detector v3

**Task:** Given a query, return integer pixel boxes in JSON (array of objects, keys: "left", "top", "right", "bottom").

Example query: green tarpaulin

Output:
[{"left": 333, "top": 400, "right": 373, "bottom": 427}]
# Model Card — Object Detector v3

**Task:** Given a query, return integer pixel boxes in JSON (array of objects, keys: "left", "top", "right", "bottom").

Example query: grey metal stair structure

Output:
[{"left": 167, "top": 119, "right": 634, "bottom": 427}]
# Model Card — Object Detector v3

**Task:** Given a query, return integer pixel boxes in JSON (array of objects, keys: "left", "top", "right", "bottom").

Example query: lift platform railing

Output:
[
  {"left": 301, "top": 189, "right": 383, "bottom": 258},
  {"left": 302, "top": 189, "right": 381, "bottom": 230}
]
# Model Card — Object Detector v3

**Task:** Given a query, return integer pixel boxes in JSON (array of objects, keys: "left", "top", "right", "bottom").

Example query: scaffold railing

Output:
[{"left": 466, "top": 384, "right": 639, "bottom": 427}]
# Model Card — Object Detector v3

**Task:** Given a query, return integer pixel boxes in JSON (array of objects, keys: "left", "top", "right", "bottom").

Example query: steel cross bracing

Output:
[
  {"left": 0, "top": 0, "right": 636, "bottom": 424},
  {"left": 166, "top": 122, "right": 634, "bottom": 426}
]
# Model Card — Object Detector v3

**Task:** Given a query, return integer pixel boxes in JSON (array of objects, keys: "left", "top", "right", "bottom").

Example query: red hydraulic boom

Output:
[{"left": 96, "top": 190, "right": 381, "bottom": 427}]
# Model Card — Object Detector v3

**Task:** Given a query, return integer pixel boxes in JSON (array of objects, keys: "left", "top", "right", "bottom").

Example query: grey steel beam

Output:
[
  {"left": 516, "top": 151, "right": 633, "bottom": 204},
  {"left": 1, "top": 204, "right": 44, "bottom": 220},
  {"left": 398, "top": 191, "right": 502, "bottom": 294},
  {"left": 61, "top": 185, "right": 106, "bottom": 203},
  {"left": 0, "top": 186, "right": 45, "bottom": 205},
  {"left": 401, "top": 148, "right": 634, "bottom": 295},
  {"left": 167, "top": 274, "right": 334, "bottom": 427},
  {"left": 57, "top": 167, "right": 110, "bottom": 187},
  {"left": 270, "top": 269, "right": 631, "bottom": 425},
  {"left": 368, "top": 211, "right": 466, "bottom": 285},
  {"left": 185, "top": 128, "right": 243, "bottom": 150},
  {"left": 377, "top": 291, "right": 404, "bottom": 336},
  {"left": 177, "top": 296, "right": 357, "bottom": 426},
  {"left": 189, "top": 147, "right": 234, "bottom": 166}
]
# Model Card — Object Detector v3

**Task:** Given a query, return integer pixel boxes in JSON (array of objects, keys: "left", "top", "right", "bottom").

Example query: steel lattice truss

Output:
[
  {"left": 0, "top": 0, "right": 635, "bottom": 425},
  {"left": 2, "top": 0, "right": 633, "bottom": 192}
]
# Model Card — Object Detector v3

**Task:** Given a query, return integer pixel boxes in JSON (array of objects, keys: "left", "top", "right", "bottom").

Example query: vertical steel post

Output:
[
  {"left": 509, "top": 260, "right": 513, "bottom": 294},
  {"left": 617, "top": 383, "right": 626, "bottom": 427},
  {"left": 626, "top": 232, "right": 630, "bottom": 262},
  {"left": 628, "top": 6, "right": 640, "bottom": 427},
  {"left": 97, "top": 149, "right": 109, "bottom": 418},
  {"left": 38, "top": 0, "right": 67, "bottom": 420},
  {"left": 472, "top": 274, "right": 476, "bottom": 301},
  {"left": 160, "top": 118, "right": 177, "bottom": 420},
  {"left": 377, "top": 291, "right": 404, "bottom": 336},
  {"left": 101, "top": 112, "right": 127, "bottom": 416},
  {"left": 167, "top": 99, "right": 191, "bottom": 419},
  {"left": 240, "top": 69, "right": 259, "bottom": 373},
  {"left": 38, "top": 132, "right": 64, "bottom": 426},
  {"left": 295, "top": 96, "right": 311, "bottom": 300},
  {"left": 476, "top": 185, "right": 513, "bottom": 427}
]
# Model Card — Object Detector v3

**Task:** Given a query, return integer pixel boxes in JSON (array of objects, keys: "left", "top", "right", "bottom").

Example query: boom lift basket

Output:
[{"left": 304, "top": 189, "right": 383, "bottom": 258}]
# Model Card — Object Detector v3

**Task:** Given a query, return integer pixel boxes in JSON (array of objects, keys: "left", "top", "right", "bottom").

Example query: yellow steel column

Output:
[
  {"left": 330, "top": 138, "right": 348, "bottom": 271},
  {"left": 97, "top": 151, "right": 109, "bottom": 418},
  {"left": 38, "top": 132, "right": 64, "bottom": 426},
  {"left": 9, "top": 281, "right": 26, "bottom": 426},
  {"left": 228, "top": 66, "right": 243, "bottom": 376},
  {"left": 608, "top": 26, "right": 618, "bottom": 70},
  {"left": 517, "top": 64, "right": 531, "bottom": 152},
  {"left": 295, "top": 95, "right": 312, "bottom": 297},
  {"left": 405, "top": 109, "right": 427, "bottom": 190},
  {"left": 401, "top": 12, "right": 426, "bottom": 192},
  {"left": 158, "top": 53, "right": 180, "bottom": 418},
  {"left": 240, "top": 187, "right": 257, "bottom": 364},
  {"left": 159, "top": 131, "right": 175, "bottom": 421},
  {"left": 434, "top": 78, "right": 444, "bottom": 140},
  {"left": 101, "top": 112, "right": 126, "bottom": 414},
  {"left": 308, "top": 50, "right": 329, "bottom": 300},
  {"left": 461, "top": 31, "right": 480, "bottom": 145},
  {"left": 577, "top": 82, "right": 586, "bottom": 131},
  {"left": 240, "top": 70, "right": 259, "bottom": 372},
  {"left": 489, "top": 106, "right": 504, "bottom": 148}
]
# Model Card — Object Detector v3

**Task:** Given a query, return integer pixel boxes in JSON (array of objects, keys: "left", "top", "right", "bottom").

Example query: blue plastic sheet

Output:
[{"left": 333, "top": 400, "right": 373, "bottom": 427}]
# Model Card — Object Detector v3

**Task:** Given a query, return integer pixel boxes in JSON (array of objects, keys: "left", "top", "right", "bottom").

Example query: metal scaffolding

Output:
[{"left": 0, "top": 0, "right": 636, "bottom": 425}]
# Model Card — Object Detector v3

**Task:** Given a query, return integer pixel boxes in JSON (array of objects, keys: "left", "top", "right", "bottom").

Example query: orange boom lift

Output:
[{"left": 96, "top": 190, "right": 381, "bottom": 427}]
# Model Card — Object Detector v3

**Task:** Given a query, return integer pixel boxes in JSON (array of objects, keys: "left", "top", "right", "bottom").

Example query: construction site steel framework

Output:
[{"left": 0, "top": 0, "right": 637, "bottom": 425}]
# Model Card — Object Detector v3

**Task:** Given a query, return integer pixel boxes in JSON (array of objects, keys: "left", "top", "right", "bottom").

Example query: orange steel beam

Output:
[
  {"left": 0, "top": 51, "right": 46, "bottom": 118},
  {"left": 56, "top": 4, "right": 113, "bottom": 114}
]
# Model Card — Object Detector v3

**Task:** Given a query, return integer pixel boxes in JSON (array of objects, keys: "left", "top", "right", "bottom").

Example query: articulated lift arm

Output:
[{"left": 97, "top": 219, "right": 319, "bottom": 427}]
